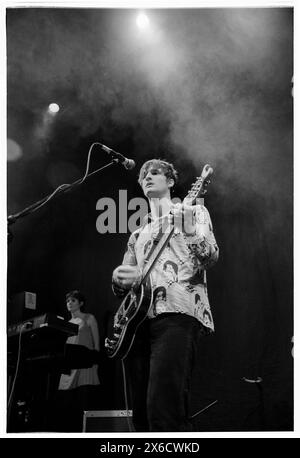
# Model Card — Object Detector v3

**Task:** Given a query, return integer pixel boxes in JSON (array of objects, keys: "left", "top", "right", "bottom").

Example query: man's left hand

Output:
[{"left": 170, "top": 203, "right": 197, "bottom": 235}]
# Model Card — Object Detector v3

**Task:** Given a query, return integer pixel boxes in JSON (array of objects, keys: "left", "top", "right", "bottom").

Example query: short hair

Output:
[
  {"left": 138, "top": 159, "right": 178, "bottom": 187},
  {"left": 66, "top": 290, "right": 86, "bottom": 309},
  {"left": 163, "top": 260, "right": 178, "bottom": 274},
  {"left": 154, "top": 286, "right": 166, "bottom": 298}
]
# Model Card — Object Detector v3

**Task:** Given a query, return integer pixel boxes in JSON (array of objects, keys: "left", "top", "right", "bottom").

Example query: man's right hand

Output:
[{"left": 112, "top": 265, "right": 141, "bottom": 290}]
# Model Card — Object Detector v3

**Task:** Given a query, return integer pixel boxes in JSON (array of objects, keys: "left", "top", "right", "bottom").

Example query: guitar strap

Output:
[{"left": 139, "top": 213, "right": 172, "bottom": 269}]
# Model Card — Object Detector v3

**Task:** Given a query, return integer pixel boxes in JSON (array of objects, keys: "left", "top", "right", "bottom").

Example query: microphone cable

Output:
[
  {"left": 7, "top": 322, "right": 31, "bottom": 409},
  {"left": 7, "top": 142, "right": 115, "bottom": 223}
]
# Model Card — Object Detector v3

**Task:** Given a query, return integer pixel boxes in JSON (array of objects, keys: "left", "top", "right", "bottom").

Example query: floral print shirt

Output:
[{"left": 113, "top": 204, "right": 219, "bottom": 333}]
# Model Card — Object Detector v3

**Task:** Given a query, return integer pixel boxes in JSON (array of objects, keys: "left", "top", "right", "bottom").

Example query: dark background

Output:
[{"left": 6, "top": 7, "right": 293, "bottom": 431}]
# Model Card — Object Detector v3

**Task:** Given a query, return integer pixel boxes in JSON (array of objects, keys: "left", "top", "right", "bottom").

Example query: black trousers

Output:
[{"left": 125, "top": 313, "right": 202, "bottom": 432}]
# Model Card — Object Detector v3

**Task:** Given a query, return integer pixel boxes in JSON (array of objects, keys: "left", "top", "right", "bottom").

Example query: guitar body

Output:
[{"left": 106, "top": 275, "right": 153, "bottom": 359}]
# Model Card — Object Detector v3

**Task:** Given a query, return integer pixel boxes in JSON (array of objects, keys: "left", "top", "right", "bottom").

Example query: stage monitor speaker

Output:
[{"left": 82, "top": 410, "right": 133, "bottom": 432}]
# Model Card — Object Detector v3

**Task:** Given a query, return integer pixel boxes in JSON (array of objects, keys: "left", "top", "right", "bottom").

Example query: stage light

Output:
[
  {"left": 136, "top": 13, "right": 149, "bottom": 30},
  {"left": 7, "top": 138, "right": 22, "bottom": 161},
  {"left": 48, "top": 103, "right": 60, "bottom": 114}
]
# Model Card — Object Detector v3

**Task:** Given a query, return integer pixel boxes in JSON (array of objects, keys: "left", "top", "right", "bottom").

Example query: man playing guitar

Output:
[{"left": 111, "top": 159, "right": 219, "bottom": 431}]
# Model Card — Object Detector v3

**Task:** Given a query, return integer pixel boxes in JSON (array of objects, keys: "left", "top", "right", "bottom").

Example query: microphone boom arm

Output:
[{"left": 7, "top": 160, "right": 116, "bottom": 226}]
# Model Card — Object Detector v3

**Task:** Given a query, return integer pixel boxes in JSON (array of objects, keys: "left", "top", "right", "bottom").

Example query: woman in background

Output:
[{"left": 56, "top": 290, "right": 100, "bottom": 431}]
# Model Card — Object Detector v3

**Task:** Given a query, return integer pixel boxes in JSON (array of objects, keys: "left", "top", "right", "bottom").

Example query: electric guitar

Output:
[{"left": 105, "top": 164, "right": 213, "bottom": 359}]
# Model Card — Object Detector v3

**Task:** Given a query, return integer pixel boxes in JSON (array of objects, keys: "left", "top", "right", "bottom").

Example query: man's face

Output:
[{"left": 141, "top": 166, "right": 172, "bottom": 198}]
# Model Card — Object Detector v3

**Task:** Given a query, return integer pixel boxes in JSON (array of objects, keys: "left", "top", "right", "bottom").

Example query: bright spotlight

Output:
[
  {"left": 48, "top": 103, "right": 60, "bottom": 114},
  {"left": 136, "top": 13, "right": 149, "bottom": 30},
  {"left": 7, "top": 138, "right": 22, "bottom": 162}
]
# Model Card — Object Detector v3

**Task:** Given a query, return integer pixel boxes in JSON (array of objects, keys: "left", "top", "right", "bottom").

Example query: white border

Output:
[{"left": 1, "top": 0, "right": 297, "bottom": 439}]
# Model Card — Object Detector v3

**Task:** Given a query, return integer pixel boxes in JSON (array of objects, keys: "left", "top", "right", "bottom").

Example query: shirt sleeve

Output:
[
  {"left": 122, "top": 231, "right": 139, "bottom": 266},
  {"left": 184, "top": 205, "right": 219, "bottom": 269},
  {"left": 112, "top": 231, "right": 139, "bottom": 297}
]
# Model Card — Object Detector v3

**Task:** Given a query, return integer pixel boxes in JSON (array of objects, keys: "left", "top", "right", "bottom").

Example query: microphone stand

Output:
[
  {"left": 7, "top": 157, "right": 123, "bottom": 431},
  {"left": 7, "top": 160, "right": 116, "bottom": 242}
]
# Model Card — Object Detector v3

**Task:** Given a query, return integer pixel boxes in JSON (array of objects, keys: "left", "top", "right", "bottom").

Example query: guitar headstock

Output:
[
  {"left": 202, "top": 164, "right": 214, "bottom": 180},
  {"left": 186, "top": 164, "right": 214, "bottom": 203}
]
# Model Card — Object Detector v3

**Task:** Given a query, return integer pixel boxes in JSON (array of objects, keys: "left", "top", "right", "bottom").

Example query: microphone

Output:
[{"left": 99, "top": 143, "right": 136, "bottom": 170}]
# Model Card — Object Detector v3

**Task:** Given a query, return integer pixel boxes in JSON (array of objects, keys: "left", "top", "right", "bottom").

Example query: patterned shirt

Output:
[{"left": 113, "top": 204, "right": 219, "bottom": 333}]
